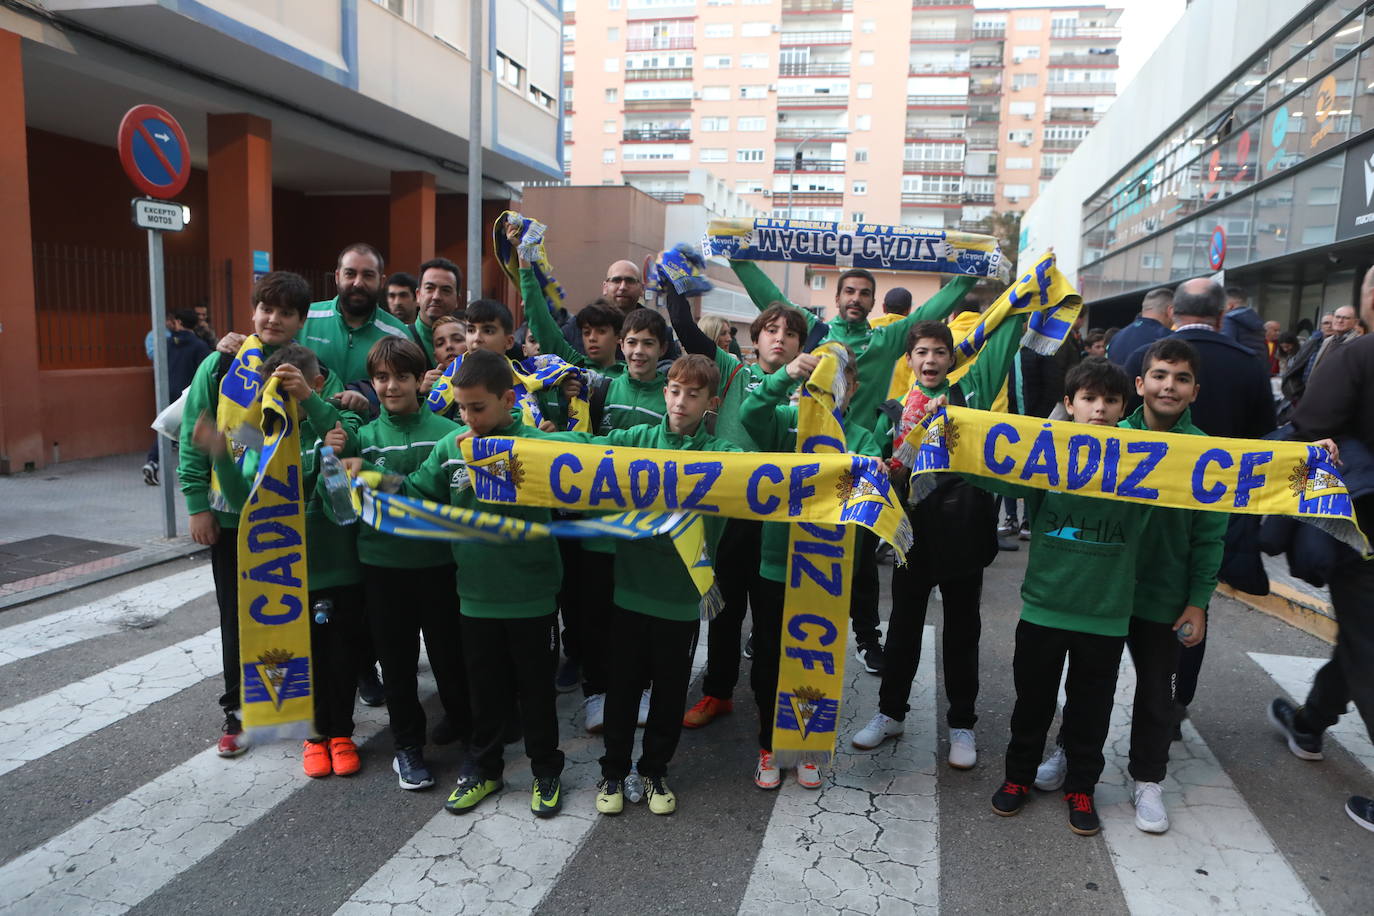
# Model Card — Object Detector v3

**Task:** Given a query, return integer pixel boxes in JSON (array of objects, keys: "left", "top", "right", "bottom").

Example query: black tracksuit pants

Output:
[
  {"left": 881, "top": 565, "right": 982, "bottom": 728},
  {"left": 1005, "top": 619, "right": 1125, "bottom": 795},
  {"left": 702, "top": 519, "right": 764, "bottom": 701},
  {"left": 748, "top": 577, "right": 786, "bottom": 751},
  {"left": 361, "top": 563, "right": 470, "bottom": 751},
  {"left": 578, "top": 549, "right": 616, "bottom": 698},
  {"left": 600, "top": 605, "right": 698, "bottom": 779},
  {"left": 461, "top": 613, "right": 564, "bottom": 781},
  {"left": 210, "top": 530, "right": 241, "bottom": 717},
  {"left": 309, "top": 585, "right": 365, "bottom": 739},
  {"left": 1300, "top": 555, "right": 1374, "bottom": 742},
  {"left": 1126, "top": 616, "right": 1181, "bottom": 783},
  {"left": 849, "top": 529, "right": 882, "bottom": 646}
]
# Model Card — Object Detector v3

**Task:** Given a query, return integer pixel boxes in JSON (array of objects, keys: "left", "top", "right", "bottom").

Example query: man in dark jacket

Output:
[
  {"left": 1221, "top": 286, "right": 1267, "bottom": 369},
  {"left": 1123, "top": 278, "right": 1276, "bottom": 729},
  {"left": 1108, "top": 287, "right": 1173, "bottom": 366},
  {"left": 1268, "top": 265, "right": 1374, "bottom": 833},
  {"left": 1018, "top": 316, "right": 1084, "bottom": 418},
  {"left": 561, "top": 257, "right": 681, "bottom": 359},
  {"left": 142, "top": 308, "right": 211, "bottom": 485}
]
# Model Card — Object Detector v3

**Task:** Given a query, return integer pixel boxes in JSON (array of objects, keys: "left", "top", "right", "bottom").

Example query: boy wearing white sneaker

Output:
[{"left": 851, "top": 321, "right": 1002, "bottom": 769}]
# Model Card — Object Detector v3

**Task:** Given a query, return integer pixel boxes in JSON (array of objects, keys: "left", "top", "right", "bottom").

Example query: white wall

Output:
[{"left": 1022, "top": 0, "right": 1311, "bottom": 284}]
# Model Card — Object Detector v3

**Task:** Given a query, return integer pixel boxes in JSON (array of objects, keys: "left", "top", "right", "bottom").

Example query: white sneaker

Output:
[
  {"left": 852, "top": 712, "right": 904, "bottom": 750},
  {"left": 754, "top": 749, "right": 781, "bottom": 790},
  {"left": 795, "top": 761, "right": 822, "bottom": 789},
  {"left": 583, "top": 693, "right": 606, "bottom": 734},
  {"left": 1035, "top": 745, "right": 1066, "bottom": 791},
  {"left": 636, "top": 689, "right": 651, "bottom": 727},
  {"left": 948, "top": 728, "right": 977, "bottom": 769},
  {"left": 1132, "top": 781, "right": 1169, "bottom": 833}
]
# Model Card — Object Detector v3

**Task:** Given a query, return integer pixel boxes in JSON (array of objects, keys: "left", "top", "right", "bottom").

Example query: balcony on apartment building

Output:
[
  {"left": 1046, "top": 81, "right": 1116, "bottom": 95},
  {"left": 963, "top": 190, "right": 995, "bottom": 203},
  {"left": 910, "top": 28, "right": 972, "bottom": 44},
  {"left": 1040, "top": 166, "right": 1061, "bottom": 179},
  {"left": 907, "top": 94, "right": 970, "bottom": 109},
  {"left": 779, "top": 94, "right": 850, "bottom": 109},
  {"left": 1049, "top": 52, "right": 1119, "bottom": 68},
  {"left": 780, "top": 62, "right": 852, "bottom": 77},
  {"left": 901, "top": 192, "right": 963, "bottom": 207},
  {"left": 779, "top": 191, "right": 845, "bottom": 206},
  {"left": 780, "top": 30, "right": 852, "bottom": 46},
  {"left": 969, "top": 78, "right": 1001, "bottom": 96},
  {"left": 904, "top": 159, "right": 966, "bottom": 173},
  {"left": 966, "top": 130, "right": 997, "bottom": 149},
  {"left": 623, "top": 97, "right": 693, "bottom": 111},
  {"left": 776, "top": 127, "right": 851, "bottom": 140},
  {"left": 645, "top": 190, "right": 687, "bottom": 202},
  {"left": 971, "top": 25, "right": 1006, "bottom": 39},
  {"left": 968, "top": 106, "right": 999, "bottom": 123},
  {"left": 782, "top": 0, "right": 853, "bottom": 12},
  {"left": 623, "top": 128, "right": 692, "bottom": 142},
  {"left": 626, "top": 37, "right": 695, "bottom": 51},
  {"left": 909, "top": 61, "right": 972, "bottom": 77},
  {"left": 1045, "top": 108, "right": 1101, "bottom": 123},
  {"left": 774, "top": 158, "right": 847, "bottom": 173},
  {"left": 1042, "top": 137, "right": 1086, "bottom": 151},
  {"left": 905, "top": 127, "right": 967, "bottom": 141},
  {"left": 1050, "top": 25, "right": 1122, "bottom": 41},
  {"left": 625, "top": 67, "right": 694, "bottom": 81},
  {"left": 969, "top": 55, "right": 1003, "bottom": 68},
  {"left": 913, "top": 0, "right": 975, "bottom": 8}
]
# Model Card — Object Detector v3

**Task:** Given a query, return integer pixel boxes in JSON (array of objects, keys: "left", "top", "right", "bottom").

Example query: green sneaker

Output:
[
  {"left": 595, "top": 777, "right": 624, "bottom": 815},
  {"left": 531, "top": 776, "right": 563, "bottom": 818},
  {"left": 645, "top": 775, "right": 676, "bottom": 816},
  {"left": 445, "top": 775, "right": 503, "bottom": 813}
]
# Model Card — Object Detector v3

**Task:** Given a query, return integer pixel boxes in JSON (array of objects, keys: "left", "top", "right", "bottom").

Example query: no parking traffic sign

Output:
[{"left": 117, "top": 104, "right": 191, "bottom": 199}]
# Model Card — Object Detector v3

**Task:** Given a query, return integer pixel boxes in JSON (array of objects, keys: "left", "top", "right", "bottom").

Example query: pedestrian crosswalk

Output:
[{"left": 1, "top": 562, "right": 1371, "bottom": 915}]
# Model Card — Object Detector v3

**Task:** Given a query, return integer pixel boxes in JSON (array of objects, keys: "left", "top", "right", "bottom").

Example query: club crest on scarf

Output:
[{"left": 243, "top": 648, "right": 311, "bottom": 710}]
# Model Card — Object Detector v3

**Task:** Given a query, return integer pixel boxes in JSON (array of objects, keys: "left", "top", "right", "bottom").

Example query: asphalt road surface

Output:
[{"left": 0, "top": 549, "right": 1369, "bottom": 915}]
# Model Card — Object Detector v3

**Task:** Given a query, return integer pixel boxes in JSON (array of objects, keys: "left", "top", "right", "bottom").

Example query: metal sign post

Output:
[{"left": 119, "top": 104, "right": 191, "bottom": 540}]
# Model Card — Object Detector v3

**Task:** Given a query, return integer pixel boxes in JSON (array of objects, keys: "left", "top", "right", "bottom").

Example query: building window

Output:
[
  {"left": 860, "top": 19, "right": 876, "bottom": 33},
  {"left": 700, "top": 117, "right": 727, "bottom": 131},
  {"left": 605, "top": 88, "right": 618, "bottom": 103},
  {"left": 1002, "top": 183, "right": 1030, "bottom": 199},
  {"left": 741, "top": 53, "right": 769, "bottom": 69},
  {"left": 705, "top": 55, "right": 732, "bottom": 69},
  {"left": 850, "top": 212, "right": 864, "bottom": 223},
  {"left": 563, "top": 24, "right": 576, "bottom": 41},
  {"left": 1012, "top": 45, "right": 1040, "bottom": 61},
  {"left": 852, "top": 180, "right": 867, "bottom": 195},
  {"left": 857, "top": 83, "right": 873, "bottom": 99},
  {"left": 738, "top": 116, "right": 766, "bottom": 131},
  {"left": 1009, "top": 101, "right": 1036, "bottom": 116},
  {"left": 604, "top": 58, "right": 620, "bottom": 72},
  {"left": 811, "top": 275, "right": 826, "bottom": 290},
  {"left": 738, "top": 148, "right": 765, "bottom": 162},
  {"left": 701, "top": 148, "right": 728, "bottom": 162},
  {"left": 1007, "top": 129, "right": 1034, "bottom": 144},
  {"left": 603, "top": 149, "right": 616, "bottom": 163},
  {"left": 607, "top": 27, "right": 619, "bottom": 41},
  {"left": 855, "top": 148, "right": 869, "bottom": 162},
  {"left": 1012, "top": 73, "right": 1039, "bottom": 91},
  {"left": 740, "top": 85, "right": 768, "bottom": 99},
  {"left": 497, "top": 51, "right": 525, "bottom": 89},
  {"left": 702, "top": 85, "right": 730, "bottom": 100},
  {"left": 704, "top": 24, "right": 733, "bottom": 38},
  {"left": 855, "top": 114, "right": 872, "bottom": 130},
  {"left": 859, "top": 51, "right": 875, "bottom": 67},
  {"left": 1005, "top": 157, "right": 1032, "bottom": 170},
  {"left": 741, "top": 22, "right": 771, "bottom": 37},
  {"left": 1015, "top": 17, "right": 1042, "bottom": 30},
  {"left": 737, "top": 178, "right": 765, "bottom": 193}
]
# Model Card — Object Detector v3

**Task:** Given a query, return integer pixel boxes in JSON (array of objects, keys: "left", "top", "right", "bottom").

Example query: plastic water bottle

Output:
[
  {"left": 1176, "top": 621, "right": 1195, "bottom": 643},
  {"left": 312, "top": 598, "right": 333, "bottom": 625},
  {"left": 624, "top": 765, "right": 644, "bottom": 804},
  {"left": 319, "top": 446, "right": 357, "bottom": 525}
]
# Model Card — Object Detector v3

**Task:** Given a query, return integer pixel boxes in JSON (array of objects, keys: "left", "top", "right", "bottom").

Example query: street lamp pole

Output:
[{"left": 782, "top": 132, "right": 817, "bottom": 300}]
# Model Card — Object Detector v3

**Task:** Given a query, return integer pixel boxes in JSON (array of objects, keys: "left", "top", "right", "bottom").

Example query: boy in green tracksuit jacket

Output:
[
  {"left": 299, "top": 243, "right": 412, "bottom": 385},
  {"left": 333, "top": 336, "right": 468, "bottom": 792},
  {"left": 973, "top": 358, "right": 1153, "bottom": 837},
  {"left": 200, "top": 342, "right": 366, "bottom": 781},
  {"left": 576, "top": 354, "right": 742, "bottom": 817},
  {"left": 1084, "top": 338, "right": 1221, "bottom": 835},
  {"left": 729, "top": 259, "right": 974, "bottom": 434},
  {"left": 740, "top": 350, "right": 883, "bottom": 793},
  {"left": 662, "top": 284, "right": 812, "bottom": 730},
  {"left": 385, "top": 349, "right": 566, "bottom": 820},
  {"left": 179, "top": 271, "right": 337, "bottom": 758}
]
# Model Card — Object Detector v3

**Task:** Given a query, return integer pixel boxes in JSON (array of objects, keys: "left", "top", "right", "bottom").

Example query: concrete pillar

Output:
[
  {"left": 0, "top": 30, "right": 44, "bottom": 473},
  {"left": 389, "top": 170, "right": 436, "bottom": 276},
  {"left": 207, "top": 114, "right": 272, "bottom": 330}
]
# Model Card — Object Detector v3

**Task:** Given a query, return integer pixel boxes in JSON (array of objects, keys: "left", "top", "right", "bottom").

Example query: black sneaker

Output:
[
  {"left": 554, "top": 656, "right": 581, "bottom": 694},
  {"left": 1346, "top": 795, "right": 1374, "bottom": 833},
  {"left": 742, "top": 632, "right": 754, "bottom": 660},
  {"left": 1018, "top": 523, "right": 1031, "bottom": 541},
  {"left": 1267, "top": 697, "right": 1324, "bottom": 760},
  {"left": 142, "top": 460, "right": 159, "bottom": 485},
  {"left": 856, "top": 642, "right": 885, "bottom": 675},
  {"left": 431, "top": 715, "right": 467, "bottom": 747},
  {"left": 531, "top": 776, "right": 563, "bottom": 818},
  {"left": 358, "top": 666, "right": 385, "bottom": 707},
  {"left": 997, "top": 536, "right": 1020, "bottom": 552},
  {"left": 393, "top": 746, "right": 435, "bottom": 790},
  {"left": 992, "top": 781, "right": 1030, "bottom": 816},
  {"left": 1065, "top": 791, "right": 1101, "bottom": 835}
]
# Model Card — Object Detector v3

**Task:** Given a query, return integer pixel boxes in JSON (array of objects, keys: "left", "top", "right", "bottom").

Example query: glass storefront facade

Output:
[{"left": 1077, "top": 0, "right": 1374, "bottom": 328}]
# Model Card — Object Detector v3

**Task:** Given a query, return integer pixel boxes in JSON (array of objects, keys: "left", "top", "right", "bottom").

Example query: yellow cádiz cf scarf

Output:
[
  {"left": 948, "top": 252, "right": 1082, "bottom": 387},
  {"left": 454, "top": 431, "right": 913, "bottom": 552},
  {"left": 772, "top": 342, "right": 854, "bottom": 768},
  {"left": 426, "top": 353, "right": 592, "bottom": 433},
  {"left": 236, "top": 376, "right": 314, "bottom": 740},
  {"left": 905, "top": 405, "right": 1370, "bottom": 553}
]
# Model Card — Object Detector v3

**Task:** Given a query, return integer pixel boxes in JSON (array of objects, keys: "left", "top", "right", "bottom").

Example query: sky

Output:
[{"left": 977, "top": 0, "right": 1189, "bottom": 93}]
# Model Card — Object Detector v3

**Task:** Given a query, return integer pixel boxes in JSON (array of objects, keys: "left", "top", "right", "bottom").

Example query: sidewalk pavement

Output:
[{"left": 0, "top": 451, "right": 204, "bottom": 610}]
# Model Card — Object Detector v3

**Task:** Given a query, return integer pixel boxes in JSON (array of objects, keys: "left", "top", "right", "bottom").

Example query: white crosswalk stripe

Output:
[
  {"left": 0, "top": 629, "right": 221, "bottom": 777},
  {"left": 0, "top": 566, "right": 213, "bottom": 668},
  {"left": 739, "top": 627, "right": 939, "bottom": 915},
  {"left": 337, "top": 636, "right": 712, "bottom": 914},
  {"left": 1096, "top": 655, "right": 1322, "bottom": 915},
  {"left": 1249, "top": 651, "right": 1374, "bottom": 777},
  {"left": 0, "top": 682, "right": 407, "bottom": 915}
]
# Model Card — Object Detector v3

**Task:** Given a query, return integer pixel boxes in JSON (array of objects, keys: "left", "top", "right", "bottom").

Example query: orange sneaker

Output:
[
  {"left": 303, "top": 740, "right": 331, "bottom": 778},
  {"left": 683, "top": 696, "right": 733, "bottom": 729},
  {"left": 329, "top": 737, "right": 361, "bottom": 776}
]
